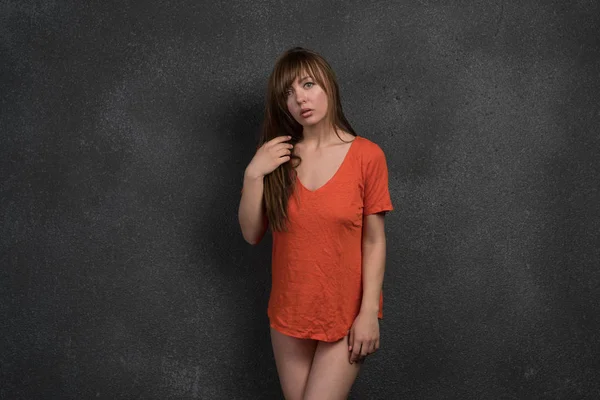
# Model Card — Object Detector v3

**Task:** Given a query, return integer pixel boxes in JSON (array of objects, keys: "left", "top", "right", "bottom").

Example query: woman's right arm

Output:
[
  {"left": 238, "top": 135, "right": 293, "bottom": 245},
  {"left": 238, "top": 169, "right": 268, "bottom": 245}
]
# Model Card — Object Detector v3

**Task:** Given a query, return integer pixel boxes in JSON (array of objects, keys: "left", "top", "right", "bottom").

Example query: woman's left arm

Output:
[{"left": 348, "top": 212, "right": 387, "bottom": 364}]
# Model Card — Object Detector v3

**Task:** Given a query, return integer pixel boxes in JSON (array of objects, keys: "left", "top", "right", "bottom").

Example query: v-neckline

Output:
[{"left": 295, "top": 136, "right": 359, "bottom": 194}]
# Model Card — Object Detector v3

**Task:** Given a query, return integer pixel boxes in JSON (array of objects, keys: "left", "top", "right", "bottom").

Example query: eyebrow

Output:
[{"left": 285, "top": 76, "right": 313, "bottom": 92}]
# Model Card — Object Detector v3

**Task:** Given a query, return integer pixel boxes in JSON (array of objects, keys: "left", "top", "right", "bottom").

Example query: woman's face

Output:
[{"left": 285, "top": 73, "right": 329, "bottom": 127}]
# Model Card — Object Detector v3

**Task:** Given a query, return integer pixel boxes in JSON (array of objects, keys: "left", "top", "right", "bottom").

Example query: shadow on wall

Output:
[
  {"left": 195, "top": 89, "right": 281, "bottom": 398},
  {"left": 533, "top": 122, "right": 600, "bottom": 397}
]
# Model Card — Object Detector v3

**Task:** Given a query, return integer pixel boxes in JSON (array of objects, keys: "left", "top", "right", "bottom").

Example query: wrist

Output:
[
  {"left": 244, "top": 168, "right": 264, "bottom": 181},
  {"left": 359, "top": 303, "right": 379, "bottom": 316}
]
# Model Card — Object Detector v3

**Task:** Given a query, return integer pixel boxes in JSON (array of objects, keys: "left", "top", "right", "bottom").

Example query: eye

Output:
[{"left": 304, "top": 82, "right": 314, "bottom": 88}]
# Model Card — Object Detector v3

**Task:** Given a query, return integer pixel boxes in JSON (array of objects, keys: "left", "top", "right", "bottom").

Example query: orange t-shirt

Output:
[{"left": 267, "top": 135, "right": 393, "bottom": 342}]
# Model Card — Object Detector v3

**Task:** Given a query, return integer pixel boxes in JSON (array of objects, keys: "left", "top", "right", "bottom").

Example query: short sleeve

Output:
[{"left": 362, "top": 143, "right": 394, "bottom": 215}]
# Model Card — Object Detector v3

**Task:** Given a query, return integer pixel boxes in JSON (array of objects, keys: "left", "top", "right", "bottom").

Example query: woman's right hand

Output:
[{"left": 245, "top": 135, "right": 293, "bottom": 179}]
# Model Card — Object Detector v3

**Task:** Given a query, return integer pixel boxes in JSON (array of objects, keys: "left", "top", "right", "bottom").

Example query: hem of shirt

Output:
[
  {"left": 269, "top": 314, "right": 384, "bottom": 343},
  {"left": 269, "top": 320, "right": 349, "bottom": 343},
  {"left": 364, "top": 205, "right": 394, "bottom": 216}
]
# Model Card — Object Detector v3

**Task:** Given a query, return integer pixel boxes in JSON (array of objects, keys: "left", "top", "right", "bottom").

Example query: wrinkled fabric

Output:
[{"left": 268, "top": 136, "right": 394, "bottom": 342}]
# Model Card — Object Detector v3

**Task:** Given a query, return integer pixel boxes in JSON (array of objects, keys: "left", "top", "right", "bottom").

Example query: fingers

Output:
[
  {"left": 349, "top": 330, "right": 362, "bottom": 364},
  {"left": 277, "top": 155, "right": 291, "bottom": 165},
  {"left": 268, "top": 135, "right": 292, "bottom": 146},
  {"left": 370, "top": 339, "right": 380, "bottom": 355},
  {"left": 348, "top": 329, "right": 357, "bottom": 364},
  {"left": 348, "top": 329, "right": 354, "bottom": 352},
  {"left": 274, "top": 146, "right": 291, "bottom": 166},
  {"left": 360, "top": 342, "right": 373, "bottom": 361},
  {"left": 265, "top": 138, "right": 292, "bottom": 166},
  {"left": 350, "top": 342, "right": 362, "bottom": 364},
  {"left": 271, "top": 140, "right": 293, "bottom": 158},
  {"left": 275, "top": 146, "right": 292, "bottom": 157},
  {"left": 349, "top": 339, "right": 380, "bottom": 364}
]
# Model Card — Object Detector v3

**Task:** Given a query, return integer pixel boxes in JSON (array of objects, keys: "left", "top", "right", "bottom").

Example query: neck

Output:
[{"left": 301, "top": 119, "right": 338, "bottom": 148}]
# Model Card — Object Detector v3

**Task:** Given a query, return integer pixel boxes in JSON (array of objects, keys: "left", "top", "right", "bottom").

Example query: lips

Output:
[{"left": 300, "top": 109, "right": 313, "bottom": 117}]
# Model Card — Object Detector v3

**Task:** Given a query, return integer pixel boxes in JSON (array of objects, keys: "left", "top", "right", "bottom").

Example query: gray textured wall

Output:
[{"left": 2, "top": 1, "right": 599, "bottom": 399}]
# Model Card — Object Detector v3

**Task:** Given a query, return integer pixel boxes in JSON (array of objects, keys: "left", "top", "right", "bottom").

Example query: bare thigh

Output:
[
  {"left": 303, "top": 333, "right": 361, "bottom": 400},
  {"left": 270, "top": 327, "right": 318, "bottom": 400}
]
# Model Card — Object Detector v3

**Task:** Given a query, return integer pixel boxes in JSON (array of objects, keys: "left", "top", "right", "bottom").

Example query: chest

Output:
[{"left": 294, "top": 142, "right": 353, "bottom": 192}]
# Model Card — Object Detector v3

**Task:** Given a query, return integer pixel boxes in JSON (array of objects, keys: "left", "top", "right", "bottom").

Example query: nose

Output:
[{"left": 295, "top": 89, "right": 307, "bottom": 104}]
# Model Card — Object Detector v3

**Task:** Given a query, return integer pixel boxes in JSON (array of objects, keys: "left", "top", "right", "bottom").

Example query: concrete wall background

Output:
[{"left": 2, "top": 0, "right": 599, "bottom": 398}]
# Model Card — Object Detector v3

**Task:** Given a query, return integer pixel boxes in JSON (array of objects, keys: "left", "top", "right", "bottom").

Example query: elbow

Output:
[
  {"left": 241, "top": 230, "right": 263, "bottom": 246},
  {"left": 243, "top": 235, "right": 259, "bottom": 245},
  {"left": 239, "top": 216, "right": 267, "bottom": 246},
  {"left": 238, "top": 212, "right": 268, "bottom": 245}
]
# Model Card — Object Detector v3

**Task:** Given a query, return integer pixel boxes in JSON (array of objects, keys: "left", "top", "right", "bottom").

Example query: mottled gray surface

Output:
[{"left": 1, "top": 0, "right": 599, "bottom": 399}]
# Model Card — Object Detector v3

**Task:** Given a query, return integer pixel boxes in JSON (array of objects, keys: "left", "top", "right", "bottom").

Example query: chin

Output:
[{"left": 298, "top": 115, "right": 324, "bottom": 127}]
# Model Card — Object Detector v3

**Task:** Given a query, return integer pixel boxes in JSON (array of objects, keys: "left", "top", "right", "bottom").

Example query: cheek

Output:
[
  {"left": 286, "top": 98, "right": 296, "bottom": 113},
  {"left": 317, "top": 91, "right": 328, "bottom": 108}
]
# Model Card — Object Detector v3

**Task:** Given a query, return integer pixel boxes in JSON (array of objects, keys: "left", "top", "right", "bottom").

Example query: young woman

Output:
[{"left": 238, "top": 47, "right": 393, "bottom": 399}]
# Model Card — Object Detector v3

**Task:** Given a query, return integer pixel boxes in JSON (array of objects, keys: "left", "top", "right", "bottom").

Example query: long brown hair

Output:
[{"left": 260, "top": 47, "right": 357, "bottom": 232}]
